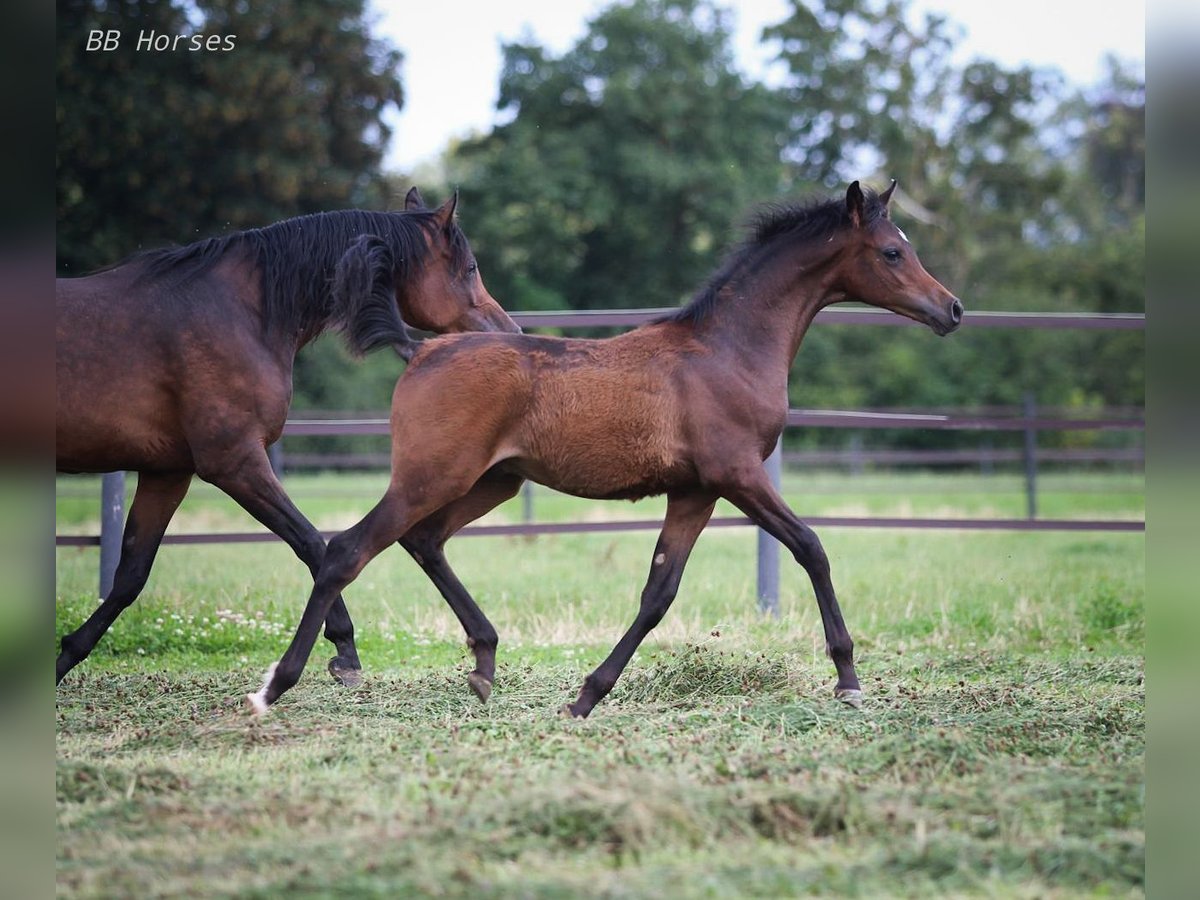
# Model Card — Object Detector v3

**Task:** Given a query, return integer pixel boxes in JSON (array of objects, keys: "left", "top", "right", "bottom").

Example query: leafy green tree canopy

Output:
[
  {"left": 57, "top": 0, "right": 403, "bottom": 273},
  {"left": 449, "top": 0, "right": 792, "bottom": 312}
]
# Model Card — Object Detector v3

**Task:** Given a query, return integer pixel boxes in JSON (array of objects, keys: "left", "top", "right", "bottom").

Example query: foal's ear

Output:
[
  {"left": 879, "top": 179, "right": 897, "bottom": 215},
  {"left": 846, "top": 181, "right": 866, "bottom": 228},
  {"left": 432, "top": 191, "right": 459, "bottom": 231},
  {"left": 404, "top": 186, "right": 426, "bottom": 210}
]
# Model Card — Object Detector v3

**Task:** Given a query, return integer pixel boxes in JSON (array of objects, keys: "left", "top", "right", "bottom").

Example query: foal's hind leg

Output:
[
  {"left": 721, "top": 463, "right": 862, "bottom": 707},
  {"left": 400, "top": 470, "right": 524, "bottom": 702},
  {"left": 566, "top": 489, "right": 717, "bottom": 718},
  {"left": 202, "top": 449, "right": 365, "bottom": 687},
  {"left": 57, "top": 471, "right": 192, "bottom": 683}
]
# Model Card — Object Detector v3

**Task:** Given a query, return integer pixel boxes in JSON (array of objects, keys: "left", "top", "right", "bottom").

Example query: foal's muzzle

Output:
[{"left": 931, "top": 297, "right": 964, "bottom": 335}]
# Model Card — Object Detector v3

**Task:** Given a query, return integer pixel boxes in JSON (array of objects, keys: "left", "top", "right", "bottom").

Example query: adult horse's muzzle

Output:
[
  {"left": 463, "top": 298, "right": 523, "bottom": 334},
  {"left": 929, "top": 297, "right": 964, "bottom": 336}
]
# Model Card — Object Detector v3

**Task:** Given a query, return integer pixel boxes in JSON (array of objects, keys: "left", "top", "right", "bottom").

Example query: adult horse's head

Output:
[
  {"left": 398, "top": 187, "right": 519, "bottom": 336},
  {"left": 329, "top": 189, "right": 519, "bottom": 361},
  {"left": 834, "top": 181, "right": 963, "bottom": 336}
]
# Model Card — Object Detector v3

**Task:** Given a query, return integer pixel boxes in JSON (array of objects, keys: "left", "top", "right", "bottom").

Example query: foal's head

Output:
[
  {"left": 400, "top": 188, "right": 520, "bottom": 336},
  {"left": 832, "top": 181, "right": 963, "bottom": 335}
]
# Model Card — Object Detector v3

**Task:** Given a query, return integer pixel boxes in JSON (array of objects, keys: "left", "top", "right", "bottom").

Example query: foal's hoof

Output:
[
  {"left": 328, "top": 658, "right": 363, "bottom": 689},
  {"left": 467, "top": 673, "right": 492, "bottom": 704},
  {"left": 834, "top": 688, "right": 864, "bottom": 709}
]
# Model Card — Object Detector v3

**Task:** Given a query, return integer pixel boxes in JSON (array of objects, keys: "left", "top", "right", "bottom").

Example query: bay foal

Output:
[{"left": 249, "top": 181, "right": 963, "bottom": 716}]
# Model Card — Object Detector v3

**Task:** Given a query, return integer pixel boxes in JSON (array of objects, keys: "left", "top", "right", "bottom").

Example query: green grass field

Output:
[{"left": 56, "top": 471, "right": 1144, "bottom": 897}]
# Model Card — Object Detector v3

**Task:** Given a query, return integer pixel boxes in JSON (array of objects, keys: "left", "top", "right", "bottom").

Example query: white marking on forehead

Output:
[{"left": 896, "top": 227, "right": 910, "bottom": 244}]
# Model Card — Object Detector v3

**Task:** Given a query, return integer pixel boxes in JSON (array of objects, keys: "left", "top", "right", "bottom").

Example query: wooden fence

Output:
[{"left": 56, "top": 307, "right": 1146, "bottom": 608}]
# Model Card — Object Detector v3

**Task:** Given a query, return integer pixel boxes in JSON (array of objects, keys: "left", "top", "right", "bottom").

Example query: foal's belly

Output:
[{"left": 514, "top": 389, "right": 691, "bottom": 501}]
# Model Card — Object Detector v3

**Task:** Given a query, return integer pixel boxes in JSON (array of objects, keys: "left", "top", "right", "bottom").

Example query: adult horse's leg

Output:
[
  {"left": 565, "top": 490, "right": 717, "bottom": 719},
  {"left": 399, "top": 470, "right": 524, "bottom": 702},
  {"left": 248, "top": 485, "right": 442, "bottom": 711},
  {"left": 56, "top": 471, "right": 193, "bottom": 683},
  {"left": 202, "top": 449, "right": 365, "bottom": 687},
  {"left": 722, "top": 464, "right": 862, "bottom": 707}
]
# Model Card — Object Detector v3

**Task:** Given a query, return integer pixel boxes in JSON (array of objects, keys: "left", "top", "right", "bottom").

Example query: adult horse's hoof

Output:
[
  {"left": 328, "top": 657, "right": 363, "bottom": 688},
  {"left": 557, "top": 703, "right": 586, "bottom": 719},
  {"left": 467, "top": 672, "right": 492, "bottom": 703},
  {"left": 834, "top": 688, "right": 864, "bottom": 709}
]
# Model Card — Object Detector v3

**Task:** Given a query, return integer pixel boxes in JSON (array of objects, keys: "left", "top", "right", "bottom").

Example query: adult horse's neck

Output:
[{"left": 692, "top": 234, "right": 847, "bottom": 384}]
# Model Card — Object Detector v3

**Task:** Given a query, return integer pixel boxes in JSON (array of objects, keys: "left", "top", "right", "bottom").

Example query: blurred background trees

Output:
[
  {"left": 57, "top": 0, "right": 1143, "bottom": 455},
  {"left": 57, "top": 0, "right": 403, "bottom": 274}
]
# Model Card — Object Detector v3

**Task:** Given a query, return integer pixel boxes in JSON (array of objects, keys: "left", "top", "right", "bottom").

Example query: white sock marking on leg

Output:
[{"left": 245, "top": 662, "right": 277, "bottom": 715}]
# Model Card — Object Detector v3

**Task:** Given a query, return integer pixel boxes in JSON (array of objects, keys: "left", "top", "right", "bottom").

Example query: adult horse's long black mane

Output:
[
  {"left": 122, "top": 208, "right": 472, "bottom": 354},
  {"left": 663, "top": 188, "right": 890, "bottom": 325}
]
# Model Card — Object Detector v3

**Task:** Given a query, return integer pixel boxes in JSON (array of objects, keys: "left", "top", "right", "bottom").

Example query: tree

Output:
[
  {"left": 57, "top": 0, "right": 403, "bottom": 273},
  {"left": 447, "top": 0, "right": 792, "bottom": 312}
]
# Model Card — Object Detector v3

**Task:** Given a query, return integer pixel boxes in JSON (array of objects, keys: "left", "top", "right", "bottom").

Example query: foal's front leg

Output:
[
  {"left": 566, "top": 489, "right": 717, "bottom": 718},
  {"left": 722, "top": 463, "right": 862, "bottom": 707}
]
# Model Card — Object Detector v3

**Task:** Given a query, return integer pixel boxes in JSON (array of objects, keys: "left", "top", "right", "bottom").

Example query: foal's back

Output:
[{"left": 393, "top": 326, "right": 713, "bottom": 500}]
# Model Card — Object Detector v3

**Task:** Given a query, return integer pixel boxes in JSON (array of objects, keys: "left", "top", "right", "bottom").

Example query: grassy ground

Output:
[{"left": 56, "top": 471, "right": 1144, "bottom": 897}]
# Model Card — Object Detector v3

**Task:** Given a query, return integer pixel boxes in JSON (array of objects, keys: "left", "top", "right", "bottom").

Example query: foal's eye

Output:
[{"left": 882, "top": 248, "right": 903, "bottom": 264}]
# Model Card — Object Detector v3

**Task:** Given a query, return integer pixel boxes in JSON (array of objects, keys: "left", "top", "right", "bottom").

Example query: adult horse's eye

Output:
[
  {"left": 882, "top": 248, "right": 903, "bottom": 264},
  {"left": 465, "top": 261, "right": 478, "bottom": 277}
]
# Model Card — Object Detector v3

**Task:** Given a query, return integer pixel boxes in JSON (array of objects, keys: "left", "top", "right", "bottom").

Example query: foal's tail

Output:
[{"left": 330, "top": 233, "right": 419, "bottom": 361}]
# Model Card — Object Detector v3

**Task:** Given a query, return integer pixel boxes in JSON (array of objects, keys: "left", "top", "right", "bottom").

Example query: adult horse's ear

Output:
[
  {"left": 432, "top": 191, "right": 459, "bottom": 231},
  {"left": 404, "top": 186, "right": 426, "bottom": 210},
  {"left": 879, "top": 179, "right": 897, "bottom": 215},
  {"left": 846, "top": 181, "right": 866, "bottom": 228}
]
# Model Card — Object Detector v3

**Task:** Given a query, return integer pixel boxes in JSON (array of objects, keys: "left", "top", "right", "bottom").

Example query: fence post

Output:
[
  {"left": 267, "top": 441, "right": 284, "bottom": 478},
  {"left": 848, "top": 432, "right": 864, "bottom": 475},
  {"left": 521, "top": 481, "right": 534, "bottom": 524},
  {"left": 757, "top": 439, "right": 782, "bottom": 617},
  {"left": 1023, "top": 392, "right": 1038, "bottom": 519},
  {"left": 99, "top": 471, "right": 126, "bottom": 598}
]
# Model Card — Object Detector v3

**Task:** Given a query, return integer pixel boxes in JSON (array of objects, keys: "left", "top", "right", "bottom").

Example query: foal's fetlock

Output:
[
  {"left": 245, "top": 662, "right": 279, "bottom": 716},
  {"left": 327, "top": 656, "right": 363, "bottom": 688},
  {"left": 465, "top": 635, "right": 497, "bottom": 703}
]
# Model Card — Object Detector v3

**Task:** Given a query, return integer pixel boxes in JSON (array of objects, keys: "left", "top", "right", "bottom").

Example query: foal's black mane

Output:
[
  {"left": 662, "top": 188, "right": 888, "bottom": 324},
  {"left": 124, "top": 209, "right": 471, "bottom": 350}
]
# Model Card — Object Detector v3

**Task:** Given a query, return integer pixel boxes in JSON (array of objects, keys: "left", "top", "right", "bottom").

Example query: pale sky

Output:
[{"left": 372, "top": 0, "right": 1146, "bottom": 172}]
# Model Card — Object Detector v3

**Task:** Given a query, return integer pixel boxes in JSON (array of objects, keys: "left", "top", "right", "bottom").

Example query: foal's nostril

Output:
[{"left": 950, "top": 299, "right": 964, "bottom": 324}]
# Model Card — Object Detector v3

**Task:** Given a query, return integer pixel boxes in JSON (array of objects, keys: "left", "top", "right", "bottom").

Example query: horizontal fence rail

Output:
[
  {"left": 55, "top": 514, "right": 1145, "bottom": 548},
  {"left": 57, "top": 308, "right": 1146, "bottom": 600},
  {"left": 280, "top": 409, "right": 1144, "bottom": 437},
  {"left": 266, "top": 447, "right": 1144, "bottom": 471},
  {"left": 509, "top": 308, "right": 1146, "bottom": 331}
]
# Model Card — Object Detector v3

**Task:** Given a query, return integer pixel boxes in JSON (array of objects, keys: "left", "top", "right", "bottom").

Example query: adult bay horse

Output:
[
  {"left": 248, "top": 181, "right": 963, "bottom": 716},
  {"left": 56, "top": 189, "right": 519, "bottom": 685}
]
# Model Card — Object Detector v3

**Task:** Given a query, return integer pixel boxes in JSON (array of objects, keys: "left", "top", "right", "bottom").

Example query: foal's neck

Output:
[{"left": 700, "top": 239, "right": 844, "bottom": 378}]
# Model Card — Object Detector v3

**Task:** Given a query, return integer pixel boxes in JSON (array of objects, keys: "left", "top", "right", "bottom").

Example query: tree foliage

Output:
[
  {"left": 447, "top": 0, "right": 791, "bottom": 312},
  {"left": 56, "top": 0, "right": 403, "bottom": 273},
  {"left": 56, "top": 0, "right": 1143, "bottom": 440}
]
